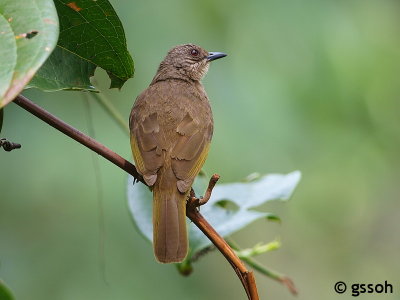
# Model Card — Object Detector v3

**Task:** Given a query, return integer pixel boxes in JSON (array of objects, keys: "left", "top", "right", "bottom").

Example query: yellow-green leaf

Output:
[{"left": 0, "top": 0, "right": 59, "bottom": 108}]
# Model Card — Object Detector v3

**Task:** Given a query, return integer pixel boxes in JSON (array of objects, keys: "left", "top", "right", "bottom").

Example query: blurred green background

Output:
[{"left": 2, "top": 0, "right": 400, "bottom": 299}]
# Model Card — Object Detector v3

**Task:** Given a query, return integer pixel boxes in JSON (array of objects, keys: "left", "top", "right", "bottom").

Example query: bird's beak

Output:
[{"left": 207, "top": 52, "right": 227, "bottom": 62}]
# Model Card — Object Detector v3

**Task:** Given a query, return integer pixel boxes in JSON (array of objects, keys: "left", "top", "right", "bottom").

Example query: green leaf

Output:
[
  {"left": 28, "top": 46, "right": 97, "bottom": 91},
  {"left": 0, "top": 14, "right": 16, "bottom": 107},
  {"left": 127, "top": 180, "right": 153, "bottom": 243},
  {"left": 127, "top": 171, "right": 301, "bottom": 257},
  {"left": 188, "top": 171, "right": 301, "bottom": 253},
  {"left": 0, "top": 0, "right": 59, "bottom": 108},
  {"left": 0, "top": 280, "right": 14, "bottom": 300},
  {"left": 32, "top": 0, "right": 134, "bottom": 91}
]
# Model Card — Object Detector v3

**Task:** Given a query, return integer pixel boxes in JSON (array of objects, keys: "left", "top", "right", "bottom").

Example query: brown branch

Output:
[
  {"left": 14, "top": 95, "right": 144, "bottom": 184},
  {"left": 187, "top": 175, "right": 259, "bottom": 300},
  {"left": 13, "top": 94, "right": 260, "bottom": 300}
]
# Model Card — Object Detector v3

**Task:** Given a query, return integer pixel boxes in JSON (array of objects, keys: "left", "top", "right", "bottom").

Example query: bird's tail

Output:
[{"left": 152, "top": 171, "right": 188, "bottom": 263}]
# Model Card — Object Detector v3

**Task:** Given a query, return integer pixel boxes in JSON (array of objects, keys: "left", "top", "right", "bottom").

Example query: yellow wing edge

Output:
[
  {"left": 188, "top": 142, "right": 210, "bottom": 179},
  {"left": 130, "top": 134, "right": 145, "bottom": 175}
]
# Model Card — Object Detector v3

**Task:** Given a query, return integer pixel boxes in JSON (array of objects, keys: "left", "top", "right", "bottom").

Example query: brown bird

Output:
[{"left": 129, "top": 44, "right": 226, "bottom": 263}]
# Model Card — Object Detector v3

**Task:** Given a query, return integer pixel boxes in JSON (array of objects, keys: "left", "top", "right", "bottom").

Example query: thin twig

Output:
[
  {"left": 90, "top": 92, "right": 130, "bottom": 135},
  {"left": 82, "top": 96, "right": 108, "bottom": 285},
  {"left": 199, "top": 173, "right": 220, "bottom": 205},
  {"left": 13, "top": 94, "right": 260, "bottom": 300}
]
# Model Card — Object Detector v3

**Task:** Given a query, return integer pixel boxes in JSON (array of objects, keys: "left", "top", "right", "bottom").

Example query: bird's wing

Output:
[
  {"left": 130, "top": 82, "right": 212, "bottom": 191},
  {"left": 171, "top": 112, "right": 212, "bottom": 193},
  {"left": 130, "top": 109, "right": 165, "bottom": 186}
]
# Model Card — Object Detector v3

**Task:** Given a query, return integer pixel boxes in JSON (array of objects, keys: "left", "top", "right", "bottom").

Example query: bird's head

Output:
[{"left": 155, "top": 44, "right": 226, "bottom": 82}]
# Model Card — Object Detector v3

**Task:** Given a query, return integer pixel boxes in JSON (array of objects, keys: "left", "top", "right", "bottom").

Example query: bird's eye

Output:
[{"left": 190, "top": 49, "right": 199, "bottom": 57}]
